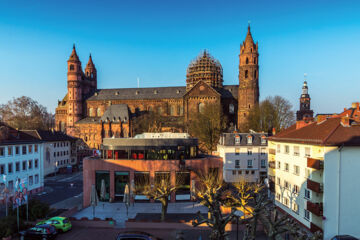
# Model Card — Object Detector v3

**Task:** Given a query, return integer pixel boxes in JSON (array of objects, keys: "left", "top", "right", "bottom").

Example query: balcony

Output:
[
  {"left": 268, "top": 148, "right": 276, "bottom": 155},
  {"left": 307, "top": 201, "right": 323, "bottom": 216},
  {"left": 307, "top": 158, "right": 324, "bottom": 170},
  {"left": 307, "top": 179, "right": 323, "bottom": 193}
]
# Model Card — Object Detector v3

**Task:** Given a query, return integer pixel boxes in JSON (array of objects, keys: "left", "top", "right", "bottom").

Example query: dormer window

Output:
[
  {"left": 235, "top": 135, "right": 240, "bottom": 145},
  {"left": 135, "top": 91, "right": 140, "bottom": 95},
  {"left": 247, "top": 135, "right": 252, "bottom": 144},
  {"left": 154, "top": 90, "right": 158, "bottom": 94}
]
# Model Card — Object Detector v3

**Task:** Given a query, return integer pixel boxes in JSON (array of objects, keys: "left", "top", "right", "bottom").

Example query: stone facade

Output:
[{"left": 55, "top": 27, "right": 260, "bottom": 149}]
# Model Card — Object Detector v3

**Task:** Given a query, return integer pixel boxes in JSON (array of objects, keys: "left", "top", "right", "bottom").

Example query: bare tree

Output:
[
  {"left": 0, "top": 96, "right": 53, "bottom": 130},
  {"left": 188, "top": 103, "right": 227, "bottom": 153}
]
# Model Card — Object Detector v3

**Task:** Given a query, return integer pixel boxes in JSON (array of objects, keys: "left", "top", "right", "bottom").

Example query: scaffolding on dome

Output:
[{"left": 186, "top": 50, "right": 223, "bottom": 91}]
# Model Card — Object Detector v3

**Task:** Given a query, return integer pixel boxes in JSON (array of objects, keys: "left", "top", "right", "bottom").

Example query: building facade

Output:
[
  {"left": 0, "top": 123, "right": 44, "bottom": 203},
  {"left": 268, "top": 104, "right": 360, "bottom": 239},
  {"left": 217, "top": 132, "right": 268, "bottom": 183},
  {"left": 55, "top": 26, "right": 260, "bottom": 149},
  {"left": 22, "top": 130, "right": 77, "bottom": 176},
  {"left": 82, "top": 133, "right": 223, "bottom": 207}
]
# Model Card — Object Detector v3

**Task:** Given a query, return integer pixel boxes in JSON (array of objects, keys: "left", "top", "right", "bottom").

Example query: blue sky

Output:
[{"left": 0, "top": 0, "right": 360, "bottom": 114}]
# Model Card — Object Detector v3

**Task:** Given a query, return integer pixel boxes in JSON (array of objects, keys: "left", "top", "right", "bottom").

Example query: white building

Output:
[
  {"left": 268, "top": 114, "right": 360, "bottom": 239},
  {"left": 217, "top": 132, "right": 268, "bottom": 183},
  {"left": 0, "top": 123, "right": 44, "bottom": 202},
  {"left": 23, "top": 130, "right": 76, "bottom": 176}
]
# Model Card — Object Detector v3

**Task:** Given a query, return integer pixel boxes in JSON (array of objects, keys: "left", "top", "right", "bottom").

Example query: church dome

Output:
[{"left": 186, "top": 50, "right": 223, "bottom": 91}]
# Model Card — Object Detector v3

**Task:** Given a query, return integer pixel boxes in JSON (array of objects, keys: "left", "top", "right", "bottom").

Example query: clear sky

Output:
[{"left": 0, "top": 0, "right": 359, "bottom": 114}]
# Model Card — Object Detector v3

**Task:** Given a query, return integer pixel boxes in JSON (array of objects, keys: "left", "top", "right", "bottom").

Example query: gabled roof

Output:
[
  {"left": 100, "top": 104, "right": 129, "bottom": 123},
  {"left": 219, "top": 132, "right": 268, "bottom": 146},
  {"left": 22, "top": 130, "right": 75, "bottom": 142},
  {"left": 269, "top": 118, "right": 360, "bottom": 146},
  {"left": 184, "top": 80, "right": 221, "bottom": 98},
  {"left": 0, "top": 122, "right": 41, "bottom": 145}
]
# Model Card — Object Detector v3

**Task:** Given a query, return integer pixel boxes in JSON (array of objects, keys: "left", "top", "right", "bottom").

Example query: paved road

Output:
[{"left": 33, "top": 172, "right": 83, "bottom": 207}]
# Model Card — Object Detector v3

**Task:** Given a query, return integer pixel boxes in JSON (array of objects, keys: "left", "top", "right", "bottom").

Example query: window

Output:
[
  {"left": 238, "top": 170, "right": 242, "bottom": 175},
  {"left": 294, "top": 146, "right": 299, "bottom": 156},
  {"left": 53, "top": 152, "right": 56, "bottom": 157},
  {"left": 97, "top": 108, "right": 101, "bottom": 117},
  {"left": 15, "top": 146, "right": 20, "bottom": 155},
  {"left": 305, "top": 189, "right": 311, "bottom": 199},
  {"left": 276, "top": 177, "right": 281, "bottom": 185},
  {"left": 232, "top": 170, "right": 236, "bottom": 175},
  {"left": 8, "top": 163, "right": 13, "bottom": 174},
  {"left": 235, "top": 148, "right": 240, "bottom": 155},
  {"left": 245, "top": 70, "right": 248, "bottom": 78},
  {"left": 35, "top": 174, "right": 39, "bottom": 184},
  {"left": 235, "top": 136, "right": 240, "bottom": 145},
  {"left": 254, "top": 70, "right": 257, "bottom": 78},
  {"left": 7, "top": 147, "right": 13, "bottom": 156},
  {"left": 293, "top": 203, "right": 299, "bottom": 214},
  {"left": 284, "top": 180, "right": 290, "bottom": 189},
  {"left": 305, "top": 147, "right": 311, "bottom": 157},
  {"left": 8, "top": 180, "right": 13, "bottom": 190},
  {"left": 170, "top": 105, "right": 176, "bottom": 116},
  {"left": 28, "top": 160, "right": 33, "bottom": 170},
  {"left": 34, "top": 144, "right": 38, "bottom": 153},
  {"left": 0, "top": 147, "right": 4, "bottom": 157},
  {"left": 293, "top": 185, "right": 299, "bottom": 194},
  {"left": 276, "top": 144, "right": 280, "bottom": 153},
  {"left": 247, "top": 160, "right": 253, "bottom": 168},
  {"left": 304, "top": 209, "right": 310, "bottom": 221},
  {"left": 198, "top": 103, "right": 205, "bottom": 113},
  {"left": 251, "top": 170, "right": 255, "bottom": 175},
  {"left": 29, "top": 176, "right": 33, "bottom": 186},
  {"left": 261, "top": 136, "right": 266, "bottom": 145},
  {"left": 69, "top": 64, "right": 74, "bottom": 71},
  {"left": 0, "top": 165, "right": 4, "bottom": 174},
  {"left": 22, "top": 146, "right": 26, "bottom": 155},
  {"left": 285, "top": 163, "right": 289, "bottom": 172},
  {"left": 28, "top": 145, "right": 33, "bottom": 153},
  {"left": 276, "top": 193, "right": 281, "bottom": 200},
  {"left": 235, "top": 160, "right": 240, "bottom": 168},
  {"left": 247, "top": 136, "right": 252, "bottom": 144},
  {"left": 247, "top": 149, "right": 252, "bottom": 155},
  {"left": 260, "top": 148, "right": 266, "bottom": 156},
  {"left": 277, "top": 161, "right": 281, "bottom": 169},
  {"left": 305, "top": 168, "right": 311, "bottom": 178},
  {"left": 294, "top": 165, "right": 300, "bottom": 175},
  {"left": 35, "top": 159, "right": 38, "bottom": 168},
  {"left": 229, "top": 104, "right": 234, "bottom": 114},
  {"left": 284, "top": 197, "right": 289, "bottom": 207},
  {"left": 246, "top": 58, "right": 249, "bottom": 64},
  {"left": 284, "top": 145, "right": 289, "bottom": 154},
  {"left": 15, "top": 162, "right": 20, "bottom": 172},
  {"left": 22, "top": 161, "right": 27, "bottom": 171},
  {"left": 261, "top": 159, "right": 266, "bottom": 168},
  {"left": 245, "top": 170, "right": 249, "bottom": 174}
]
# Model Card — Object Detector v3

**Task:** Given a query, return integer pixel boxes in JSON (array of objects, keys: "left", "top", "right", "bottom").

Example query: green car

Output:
[{"left": 36, "top": 216, "right": 72, "bottom": 232}]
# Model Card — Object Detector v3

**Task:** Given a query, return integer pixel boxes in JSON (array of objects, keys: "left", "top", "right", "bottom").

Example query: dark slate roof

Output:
[
  {"left": 0, "top": 122, "right": 42, "bottom": 145},
  {"left": 22, "top": 130, "right": 75, "bottom": 142},
  {"left": 86, "top": 85, "right": 238, "bottom": 101},
  {"left": 76, "top": 117, "right": 101, "bottom": 124},
  {"left": 100, "top": 104, "right": 129, "bottom": 123},
  {"left": 219, "top": 132, "right": 268, "bottom": 146}
]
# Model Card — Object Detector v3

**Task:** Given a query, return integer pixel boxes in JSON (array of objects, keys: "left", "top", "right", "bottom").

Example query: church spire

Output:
[
  {"left": 86, "top": 54, "right": 95, "bottom": 69},
  {"left": 68, "top": 44, "right": 80, "bottom": 62}
]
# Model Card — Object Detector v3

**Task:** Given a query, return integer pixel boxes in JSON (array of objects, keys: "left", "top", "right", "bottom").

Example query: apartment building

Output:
[
  {"left": 0, "top": 123, "right": 44, "bottom": 202},
  {"left": 217, "top": 132, "right": 268, "bottom": 183},
  {"left": 23, "top": 130, "right": 76, "bottom": 176},
  {"left": 268, "top": 114, "right": 360, "bottom": 239}
]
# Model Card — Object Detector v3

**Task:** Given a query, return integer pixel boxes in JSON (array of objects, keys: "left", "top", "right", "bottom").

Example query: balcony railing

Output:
[
  {"left": 268, "top": 161, "right": 276, "bottom": 169},
  {"left": 307, "top": 158, "right": 324, "bottom": 170},
  {"left": 268, "top": 148, "right": 276, "bottom": 155},
  {"left": 307, "top": 179, "right": 323, "bottom": 193},
  {"left": 307, "top": 201, "right": 323, "bottom": 216}
]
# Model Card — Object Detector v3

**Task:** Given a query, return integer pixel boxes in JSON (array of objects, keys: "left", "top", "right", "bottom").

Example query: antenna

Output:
[{"left": 137, "top": 77, "right": 140, "bottom": 88}]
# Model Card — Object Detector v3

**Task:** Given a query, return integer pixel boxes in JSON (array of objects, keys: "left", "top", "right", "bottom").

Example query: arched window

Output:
[
  {"left": 69, "top": 64, "right": 74, "bottom": 71},
  {"left": 148, "top": 106, "right": 153, "bottom": 112},
  {"left": 178, "top": 105, "right": 183, "bottom": 115},
  {"left": 251, "top": 48, "right": 253, "bottom": 53},
  {"left": 97, "top": 108, "right": 101, "bottom": 117},
  {"left": 198, "top": 103, "right": 205, "bottom": 113},
  {"left": 245, "top": 70, "right": 248, "bottom": 78},
  {"left": 170, "top": 105, "right": 176, "bottom": 116},
  {"left": 246, "top": 58, "right": 249, "bottom": 64},
  {"left": 253, "top": 58, "right": 256, "bottom": 64},
  {"left": 158, "top": 107, "right": 163, "bottom": 115},
  {"left": 89, "top": 108, "right": 94, "bottom": 117},
  {"left": 254, "top": 70, "right": 257, "bottom": 78},
  {"left": 229, "top": 104, "right": 234, "bottom": 114}
]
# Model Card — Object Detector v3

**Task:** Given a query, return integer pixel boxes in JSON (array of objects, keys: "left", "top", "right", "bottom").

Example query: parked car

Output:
[
  {"left": 36, "top": 216, "right": 72, "bottom": 232},
  {"left": 331, "top": 236, "right": 358, "bottom": 240},
  {"left": 20, "top": 224, "right": 57, "bottom": 240},
  {"left": 116, "top": 231, "right": 158, "bottom": 240}
]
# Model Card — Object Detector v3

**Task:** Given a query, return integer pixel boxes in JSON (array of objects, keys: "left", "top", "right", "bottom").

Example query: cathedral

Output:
[{"left": 55, "top": 26, "right": 260, "bottom": 149}]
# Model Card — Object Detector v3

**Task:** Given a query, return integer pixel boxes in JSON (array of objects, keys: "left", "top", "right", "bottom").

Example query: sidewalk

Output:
[{"left": 72, "top": 202, "right": 209, "bottom": 228}]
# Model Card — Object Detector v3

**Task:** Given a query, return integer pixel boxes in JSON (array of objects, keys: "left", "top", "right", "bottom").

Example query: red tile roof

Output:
[{"left": 269, "top": 117, "right": 360, "bottom": 146}]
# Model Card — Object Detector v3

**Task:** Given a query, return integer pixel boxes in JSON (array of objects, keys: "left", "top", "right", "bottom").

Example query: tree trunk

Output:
[{"left": 161, "top": 197, "right": 168, "bottom": 221}]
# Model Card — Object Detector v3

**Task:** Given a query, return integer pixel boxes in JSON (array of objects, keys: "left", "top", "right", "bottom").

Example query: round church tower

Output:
[{"left": 186, "top": 50, "right": 223, "bottom": 91}]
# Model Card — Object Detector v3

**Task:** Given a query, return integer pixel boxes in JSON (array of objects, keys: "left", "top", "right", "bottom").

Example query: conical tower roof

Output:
[
  {"left": 86, "top": 54, "right": 95, "bottom": 69},
  {"left": 244, "top": 25, "right": 255, "bottom": 46},
  {"left": 68, "top": 44, "right": 80, "bottom": 62}
]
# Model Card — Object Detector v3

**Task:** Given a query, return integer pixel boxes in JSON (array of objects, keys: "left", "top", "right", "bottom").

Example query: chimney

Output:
[
  {"left": 272, "top": 128, "right": 276, "bottom": 136},
  {"left": 341, "top": 115, "right": 350, "bottom": 127},
  {"left": 296, "top": 117, "right": 314, "bottom": 129}
]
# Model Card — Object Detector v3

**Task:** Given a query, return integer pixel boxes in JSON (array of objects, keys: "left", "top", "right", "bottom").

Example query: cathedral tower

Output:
[
  {"left": 296, "top": 80, "right": 313, "bottom": 121},
  {"left": 67, "top": 45, "right": 83, "bottom": 133},
  {"left": 238, "top": 25, "right": 259, "bottom": 129},
  {"left": 85, "top": 54, "right": 97, "bottom": 92}
]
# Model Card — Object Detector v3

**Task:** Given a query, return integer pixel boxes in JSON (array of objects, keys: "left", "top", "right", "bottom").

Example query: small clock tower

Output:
[{"left": 296, "top": 79, "right": 314, "bottom": 121}]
